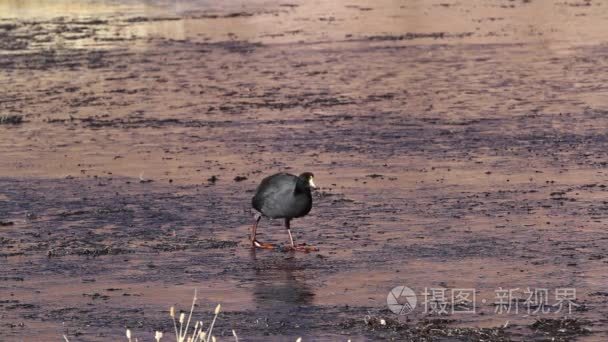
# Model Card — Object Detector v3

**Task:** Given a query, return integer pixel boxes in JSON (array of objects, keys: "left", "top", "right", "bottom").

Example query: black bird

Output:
[{"left": 251, "top": 172, "right": 317, "bottom": 251}]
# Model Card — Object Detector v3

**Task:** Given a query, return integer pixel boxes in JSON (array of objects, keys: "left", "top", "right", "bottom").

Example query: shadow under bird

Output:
[{"left": 250, "top": 172, "right": 318, "bottom": 252}]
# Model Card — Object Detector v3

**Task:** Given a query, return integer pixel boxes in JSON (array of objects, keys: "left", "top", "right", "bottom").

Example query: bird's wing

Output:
[{"left": 252, "top": 173, "right": 298, "bottom": 215}]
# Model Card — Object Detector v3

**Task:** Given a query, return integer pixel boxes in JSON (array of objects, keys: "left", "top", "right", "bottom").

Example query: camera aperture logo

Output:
[{"left": 387, "top": 286, "right": 417, "bottom": 315}]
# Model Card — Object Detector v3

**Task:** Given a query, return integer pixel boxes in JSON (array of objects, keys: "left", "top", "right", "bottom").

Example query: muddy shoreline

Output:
[{"left": 2, "top": 0, "right": 608, "bottom": 341}]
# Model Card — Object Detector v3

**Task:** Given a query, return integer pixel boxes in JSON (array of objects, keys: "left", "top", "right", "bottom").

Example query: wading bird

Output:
[{"left": 250, "top": 172, "right": 318, "bottom": 252}]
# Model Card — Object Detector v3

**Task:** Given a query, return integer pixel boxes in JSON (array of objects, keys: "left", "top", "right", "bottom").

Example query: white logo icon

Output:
[{"left": 387, "top": 286, "right": 417, "bottom": 315}]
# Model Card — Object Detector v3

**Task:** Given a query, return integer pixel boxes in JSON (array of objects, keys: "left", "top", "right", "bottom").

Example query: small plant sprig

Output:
[
  {"left": 63, "top": 289, "right": 307, "bottom": 341},
  {"left": 168, "top": 289, "right": 220, "bottom": 342}
]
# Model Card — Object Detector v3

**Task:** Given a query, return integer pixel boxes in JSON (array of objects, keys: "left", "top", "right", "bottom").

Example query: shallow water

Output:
[{"left": 1, "top": 0, "right": 608, "bottom": 341}]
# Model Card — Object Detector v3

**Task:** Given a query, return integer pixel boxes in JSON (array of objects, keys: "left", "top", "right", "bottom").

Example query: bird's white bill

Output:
[{"left": 309, "top": 178, "right": 317, "bottom": 188}]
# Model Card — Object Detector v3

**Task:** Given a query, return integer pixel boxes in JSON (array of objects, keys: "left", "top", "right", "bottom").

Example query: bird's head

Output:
[{"left": 298, "top": 172, "right": 316, "bottom": 189}]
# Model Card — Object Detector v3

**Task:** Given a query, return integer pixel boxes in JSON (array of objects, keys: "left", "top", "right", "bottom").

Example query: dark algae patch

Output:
[
  {"left": 530, "top": 318, "right": 591, "bottom": 340},
  {"left": 0, "top": 114, "right": 23, "bottom": 125}
]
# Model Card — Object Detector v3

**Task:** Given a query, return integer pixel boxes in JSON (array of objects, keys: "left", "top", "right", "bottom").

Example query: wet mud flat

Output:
[
  {"left": 2, "top": 176, "right": 605, "bottom": 341},
  {"left": 2, "top": 0, "right": 608, "bottom": 341}
]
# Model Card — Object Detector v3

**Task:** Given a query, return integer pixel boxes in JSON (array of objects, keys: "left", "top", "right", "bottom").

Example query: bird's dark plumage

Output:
[
  {"left": 249, "top": 172, "right": 318, "bottom": 251},
  {"left": 252, "top": 172, "right": 313, "bottom": 219}
]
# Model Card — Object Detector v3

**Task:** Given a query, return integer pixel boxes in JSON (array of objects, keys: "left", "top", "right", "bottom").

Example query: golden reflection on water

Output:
[
  {"left": 0, "top": 0, "right": 605, "bottom": 48},
  {"left": 0, "top": 0, "right": 147, "bottom": 18}
]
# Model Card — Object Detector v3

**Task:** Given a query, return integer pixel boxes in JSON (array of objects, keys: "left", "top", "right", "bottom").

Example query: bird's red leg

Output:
[
  {"left": 251, "top": 213, "right": 275, "bottom": 249},
  {"left": 284, "top": 219, "right": 318, "bottom": 252},
  {"left": 250, "top": 214, "right": 259, "bottom": 245}
]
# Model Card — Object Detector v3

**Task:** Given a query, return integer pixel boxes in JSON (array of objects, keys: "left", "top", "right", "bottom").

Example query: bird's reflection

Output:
[{"left": 249, "top": 249, "right": 315, "bottom": 309}]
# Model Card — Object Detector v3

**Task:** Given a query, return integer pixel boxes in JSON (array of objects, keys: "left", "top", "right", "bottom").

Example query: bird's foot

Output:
[
  {"left": 283, "top": 244, "right": 319, "bottom": 253},
  {"left": 252, "top": 240, "right": 275, "bottom": 249}
]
